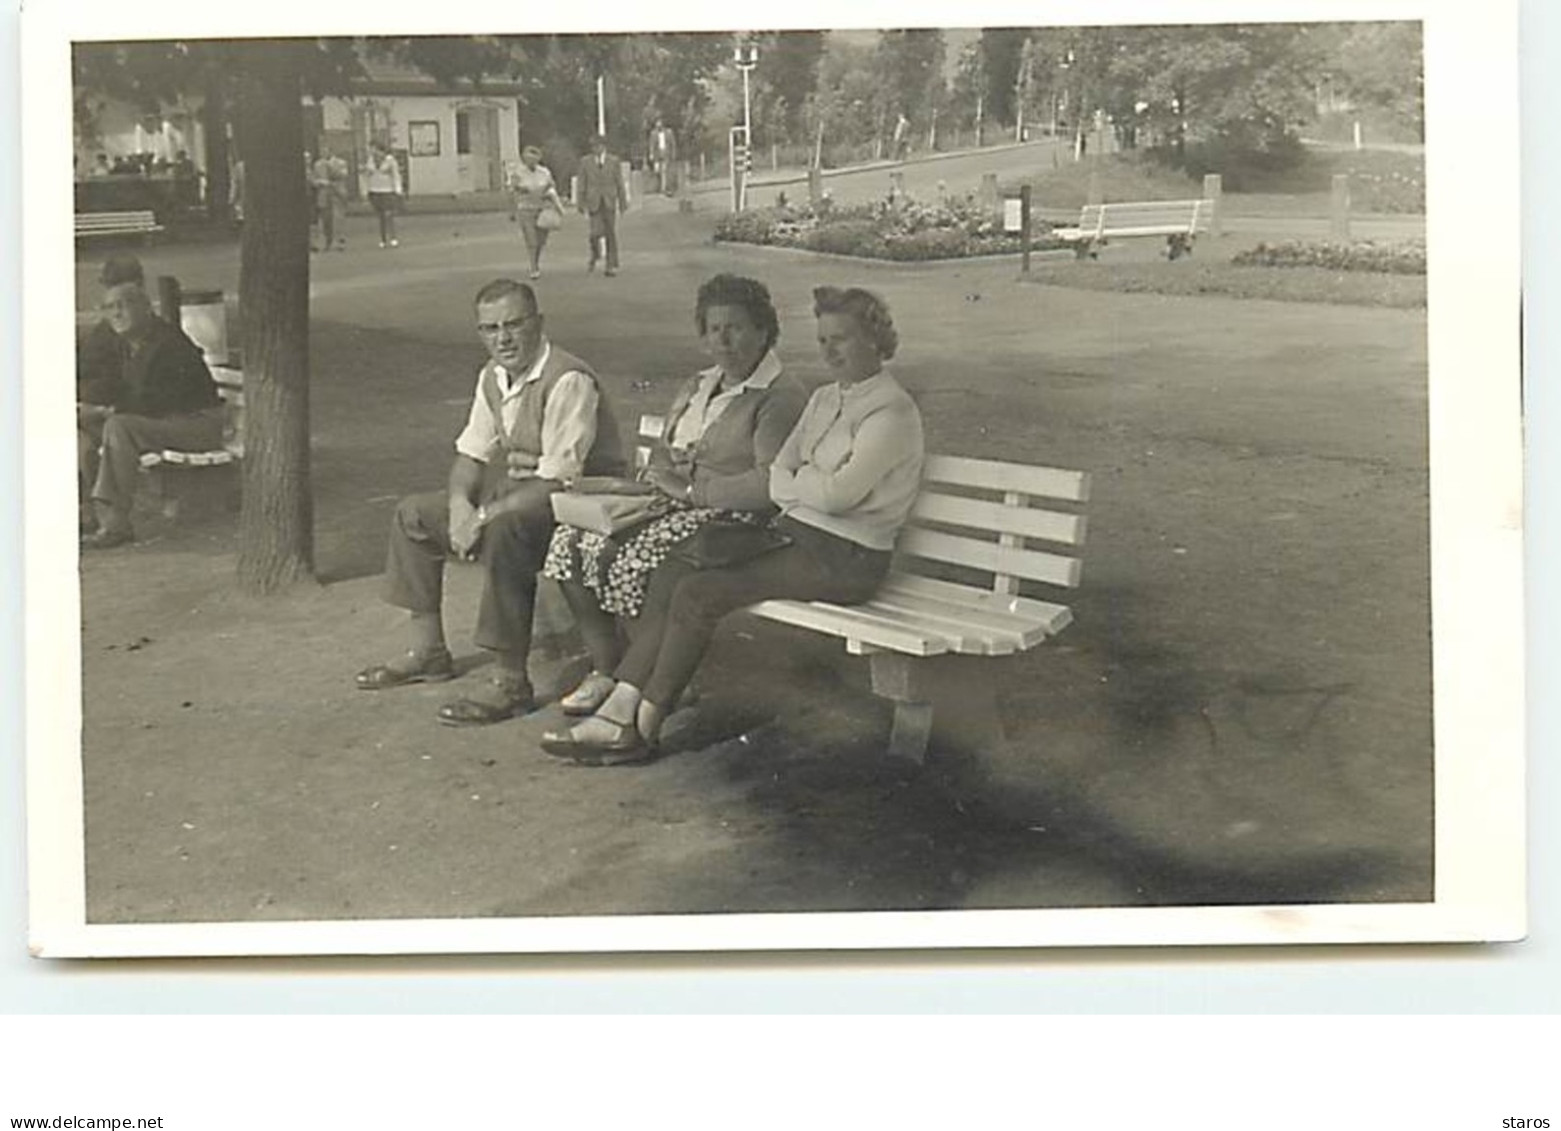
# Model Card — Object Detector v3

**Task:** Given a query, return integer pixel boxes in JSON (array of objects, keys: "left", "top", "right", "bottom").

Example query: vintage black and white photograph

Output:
[{"left": 22, "top": 0, "right": 1524, "bottom": 956}]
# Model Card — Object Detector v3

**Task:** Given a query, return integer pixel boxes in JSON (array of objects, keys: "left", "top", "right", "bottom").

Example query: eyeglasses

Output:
[{"left": 476, "top": 314, "right": 539, "bottom": 337}]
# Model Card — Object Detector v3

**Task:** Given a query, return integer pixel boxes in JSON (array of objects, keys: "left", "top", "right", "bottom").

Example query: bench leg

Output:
[
  {"left": 870, "top": 653, "right": 932, "bottom": 763},
  {"left": 887, "top": 702, "right": 934, "bottom": 762},
  {"left": 870, "top": 652, "right": 1010, "bottom": 768}
]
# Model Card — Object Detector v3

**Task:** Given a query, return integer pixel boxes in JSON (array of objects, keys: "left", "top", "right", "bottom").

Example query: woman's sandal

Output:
[
  {"left": 540, "top": 714, "right": 655, "bottom": 766},
  {"left": 559, "top": 671, "right": 617, "bottom": 717}
]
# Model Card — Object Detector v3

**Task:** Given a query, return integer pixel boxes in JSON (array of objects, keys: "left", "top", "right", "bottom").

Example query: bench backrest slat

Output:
[
  {"left": 75, "top": 210, "right": 159, "bottom": 227},
  {"left": 923, "top": 454, "right": 1089, "bottom": 502},
  {"left": 1078, "top": 199, "right": 1209, "bottom": 234},
  {"left": 897, "top": 527, "right": 1082, "bottom": 589},
  {"left": 912, "top": 490, "right": 1086, "bottom": 546},
  {"left": 632, "top": 415, "right": 1086, "bottom": 597}
]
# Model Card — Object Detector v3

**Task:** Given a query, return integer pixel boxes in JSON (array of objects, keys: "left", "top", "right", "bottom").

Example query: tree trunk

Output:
[
  {"left": 233, "top": 42, "right": 314, "bottom": 594},
  {"left": 200, "top": 71, "right": 231, "bottom": 224}
]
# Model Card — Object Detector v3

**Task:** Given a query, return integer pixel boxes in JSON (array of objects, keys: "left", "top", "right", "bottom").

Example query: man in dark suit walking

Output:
[{"left": 577, "top": 133, "right": 628, "bottom": 276}]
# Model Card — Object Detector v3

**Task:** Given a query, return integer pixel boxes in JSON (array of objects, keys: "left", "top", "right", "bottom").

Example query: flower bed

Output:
[
  {"left": 1339, "top": 151, "right": 1425, "bottom": 215},
  {"left": 1231, "top": 239, "right": 1426, "bottom": 275},
  {"left": 713, "top": 198, "right": 1066, "bottom": 262}
]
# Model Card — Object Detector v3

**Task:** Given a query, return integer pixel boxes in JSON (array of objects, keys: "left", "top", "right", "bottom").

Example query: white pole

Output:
[
  {"left": 739, "top": 58, "right": 754, "bottom": 213},
  {"left": 742, "top": 66, "right": 753, "bottom": 152},
  {"left": 596, "top": 74, "right": 606, "bottom": 137}
]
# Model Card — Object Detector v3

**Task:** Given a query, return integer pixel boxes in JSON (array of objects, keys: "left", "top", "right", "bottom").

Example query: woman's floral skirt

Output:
[{"left": 541, "top": 504, "right": 763, "bottom": 619}]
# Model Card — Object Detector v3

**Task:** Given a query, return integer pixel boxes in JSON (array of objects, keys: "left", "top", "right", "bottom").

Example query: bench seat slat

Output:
[
  {"left": 748, "top": 598, "right": 952, "bottom": 656},
  {"left": 857, "top": 598, "right": 1028, "bottom": 655},
  {"left": 1087, "top": 225, "right": 1198, "bottom": 238},
  {"left": 139, "top": 449, "right": 236, "bottom": 470},
  {"left": 829, "top": 599, "right": 1002, "bottom": 653},
  {"left": 923, "top": 454, "right": 1090, "bottom": 502},
  {"left": 876, "top": 574, "right": 1074, "bottom": 635},
  {"left": 911, "top": 491, "right": 1087, "bottom": 546},
  {"left": 752, "top": 592, "right": 1053, "bottom": 658},
  {"left": 864, "top": 590, "right": 1055, "bottom": 653},
  {"left": 897, "top": 527, "right": 1082, "bottom": 589}
]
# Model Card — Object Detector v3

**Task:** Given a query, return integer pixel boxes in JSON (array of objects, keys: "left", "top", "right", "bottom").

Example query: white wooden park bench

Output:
[
  {"left": 638, "top": 415, "right": 1090, "bottom": 761},
  {"left": 136, "top": 365, "right": 245, "bottom": 519},
  {"left": 74, "top": 210, "right": 164, "bottom": 241},
  {"left": 1051, "top": 198, "right": 1212, "bottom": 260}
]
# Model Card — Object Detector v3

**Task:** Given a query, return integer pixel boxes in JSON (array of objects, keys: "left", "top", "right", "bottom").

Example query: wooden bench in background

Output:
[
  {"left": 74, "top": 210, "right": 164, "bottom": 242},
  {"left": 1052, "top": 198, "right": 1212, "bottom": 261},
  {"left": 638, "top": 415, "right": 1090, "bottom": 762}
]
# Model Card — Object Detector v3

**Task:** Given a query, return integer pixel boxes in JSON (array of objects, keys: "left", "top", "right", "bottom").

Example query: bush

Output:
[
  {"left": 1230, "top": 239, "right": 1426, "bottom": 275},
  {"left": 714, "top": 195, "right": 1053, "bottom": 261}
]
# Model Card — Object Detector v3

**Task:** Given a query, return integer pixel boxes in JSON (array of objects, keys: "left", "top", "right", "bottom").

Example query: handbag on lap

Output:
[
  {"left": 670, "top": 520, "right": 792, "bottom": 569},
  {"left": 550, "top": 487, "right": 670, "bottom": 536}
]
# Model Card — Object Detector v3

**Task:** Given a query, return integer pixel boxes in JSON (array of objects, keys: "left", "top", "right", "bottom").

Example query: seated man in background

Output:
[
  {"left": 77, "top": 254, "right": 142, "bottom": 408},
  {"left": 78, "top": 278, "right": 224, "bottom": 549}
]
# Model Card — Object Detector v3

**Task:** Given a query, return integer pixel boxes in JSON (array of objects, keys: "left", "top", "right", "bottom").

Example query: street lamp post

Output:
[{"left": 733, "top": 42, "right": 758, "bottom": 211}]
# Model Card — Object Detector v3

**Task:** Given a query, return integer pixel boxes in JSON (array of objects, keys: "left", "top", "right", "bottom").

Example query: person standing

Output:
[
  {"left": 353, "top": 279, "right": 627, "bottom": 726},
  {"left": 508, "top": 145, "right": 566, "bottom": 280},
  {"left": 577, "top": 134, "right": 627, "bottom": 277},
  {"left": 312, "top": 148, "right": 350, "bottom": 252},
  {"left": 364, "top": 141, "right": 404, "bottom": 248},
  {"left": 649, "top": 118, "right": 678, "bottom": 196}
]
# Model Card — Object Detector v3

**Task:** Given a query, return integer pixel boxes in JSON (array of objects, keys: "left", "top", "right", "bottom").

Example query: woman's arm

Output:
[
  {"left": 789, "top": 400, "right": 919, "bottom": 514},
  {"left": 694, "top": 383, "right": 807, "bottom": 511}
]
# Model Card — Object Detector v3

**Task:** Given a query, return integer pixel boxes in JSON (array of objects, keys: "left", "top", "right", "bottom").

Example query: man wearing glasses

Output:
[{"left": 355, "top": 278, "right": 626, "bottom": 725}]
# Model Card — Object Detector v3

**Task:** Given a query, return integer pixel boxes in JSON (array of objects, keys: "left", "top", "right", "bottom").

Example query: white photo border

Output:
[{"left": 21, "top": 0, "right": 1526, "bottom": 957}]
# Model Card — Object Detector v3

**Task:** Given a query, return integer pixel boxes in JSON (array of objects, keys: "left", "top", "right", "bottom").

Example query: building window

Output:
[
  {"left": 455, "top": 111, "right": 471, "bottom": 155},
  {"left": 409, "top": 121, "right": 440, "bottom": 157}
]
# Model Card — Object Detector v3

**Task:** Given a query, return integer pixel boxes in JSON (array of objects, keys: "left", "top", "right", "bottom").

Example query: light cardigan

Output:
[{"left": 768, "top": 369, "right": 924, "bottom": 551}]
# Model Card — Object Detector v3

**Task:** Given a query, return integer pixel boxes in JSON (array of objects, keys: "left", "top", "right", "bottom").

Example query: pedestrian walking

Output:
[
  {"left": 578, "top": 134, "right": 627, "bottom": 277},
  {"left": 508, "top": 145, "right": 566, "bottom": 280}
]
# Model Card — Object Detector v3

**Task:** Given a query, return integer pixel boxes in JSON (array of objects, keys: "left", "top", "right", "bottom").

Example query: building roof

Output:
[{"left": 342, "top": 55, "right": 527, "bottom": 98}]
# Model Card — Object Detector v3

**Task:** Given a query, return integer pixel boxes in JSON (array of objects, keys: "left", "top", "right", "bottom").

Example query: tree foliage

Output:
[
  {"left": 1331, "top": 22, "right": 1424, "bottom": 137},
  {"left": 977, "top": 29, "right": 1026, "bottom": 131},
  {"left": 874, "top": 29, "right": 946, "bottom": 126},
  {"left": 752, "top": 30, "right": 827, "bottom": 143}
]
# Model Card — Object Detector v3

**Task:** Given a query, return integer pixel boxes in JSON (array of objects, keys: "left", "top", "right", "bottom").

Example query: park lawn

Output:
[{"left": 1020, "top": 257, "right": 1427, "bottom": 308}]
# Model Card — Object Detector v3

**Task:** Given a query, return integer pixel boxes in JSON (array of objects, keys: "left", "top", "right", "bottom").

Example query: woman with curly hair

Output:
[
  {"left": 541, "top": 274, "right": 807, "bottom": 718},
  {"left": 543, "top": 285, "right": 925, "bottom": 765}
]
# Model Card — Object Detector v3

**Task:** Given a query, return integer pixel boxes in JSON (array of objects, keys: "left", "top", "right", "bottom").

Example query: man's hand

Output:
[
  {"left": 448, "top": 496, "right": 484, "bottom": 560},
  {"left": 506, "top": 450, "right": 540, "bottom": 480}
]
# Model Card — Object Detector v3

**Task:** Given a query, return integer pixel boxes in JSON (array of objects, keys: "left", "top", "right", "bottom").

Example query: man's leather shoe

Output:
[
  {"left": 437, "top": 674, "right": 535, "bottom": 726},
  {"left": 355, "top": 647, "right": 455, "bottom": 691}
]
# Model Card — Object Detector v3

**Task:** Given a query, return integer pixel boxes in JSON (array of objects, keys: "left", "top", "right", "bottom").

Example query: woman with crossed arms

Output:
[{"left": 542, "top": 285, "right": 925, "bottom": 765}]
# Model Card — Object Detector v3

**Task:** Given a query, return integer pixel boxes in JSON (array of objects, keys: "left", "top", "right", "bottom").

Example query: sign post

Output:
[{"left": 733, "top": 43, "right": 758, "bottom": 212}]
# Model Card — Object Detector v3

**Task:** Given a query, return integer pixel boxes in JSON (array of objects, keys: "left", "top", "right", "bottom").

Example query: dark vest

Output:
[{"left": 477, "top": 343, "right": 625, "bottom": 499}]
